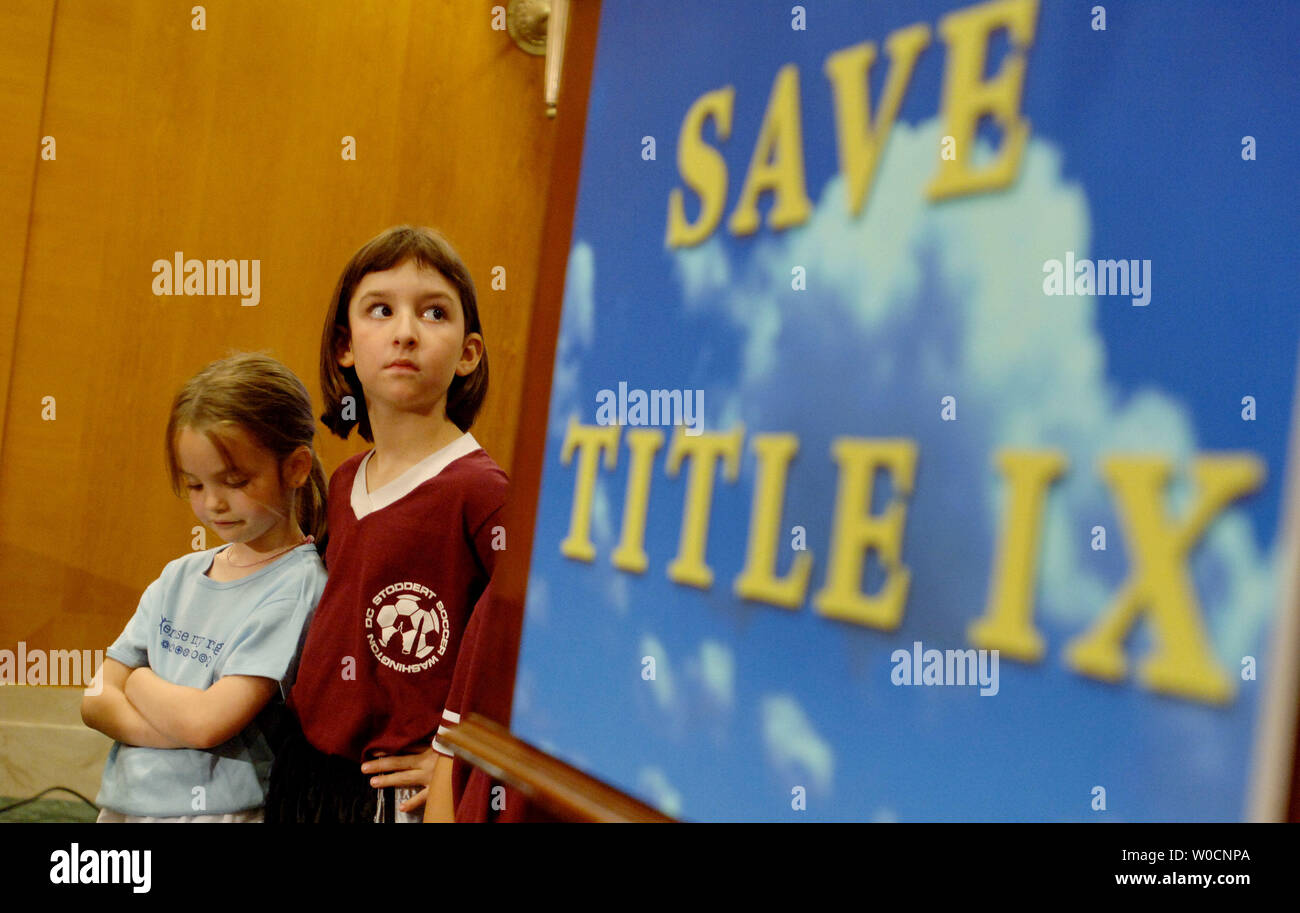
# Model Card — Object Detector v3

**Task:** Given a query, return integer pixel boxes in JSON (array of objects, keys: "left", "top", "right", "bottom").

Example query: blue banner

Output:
[{"left": 513, "top": 0, "right": 1300, "bottom": 821}]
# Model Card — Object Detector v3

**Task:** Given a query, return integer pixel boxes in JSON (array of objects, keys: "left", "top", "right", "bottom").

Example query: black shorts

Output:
[{"left": 264, "top": 716, "right": 375, "bottom": 824}]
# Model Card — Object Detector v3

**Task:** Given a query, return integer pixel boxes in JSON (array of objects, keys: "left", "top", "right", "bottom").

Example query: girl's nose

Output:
[{"left": 392, "top": 309, "right": 418, "bottom": 345}]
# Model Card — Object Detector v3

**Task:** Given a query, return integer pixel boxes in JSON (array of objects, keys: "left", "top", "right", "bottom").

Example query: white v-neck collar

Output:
[{"left": 350, "top": 432, "right": 481, "bottom": 520}]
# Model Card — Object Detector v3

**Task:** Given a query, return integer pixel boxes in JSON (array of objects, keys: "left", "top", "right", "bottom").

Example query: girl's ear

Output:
[
  {"left": 456, "top": 332, "right": 484, "bottom": 376},
  {"left": 283, "top": 445, "right": 314, "bottom": 489},
  {"left": 335, "top": 325, "right": 355, "bottom": 368}
]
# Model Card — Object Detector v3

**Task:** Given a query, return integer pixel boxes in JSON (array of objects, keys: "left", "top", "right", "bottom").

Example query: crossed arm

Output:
[{"left": 81, "top": 657, "right": 278, "bottom": 751}]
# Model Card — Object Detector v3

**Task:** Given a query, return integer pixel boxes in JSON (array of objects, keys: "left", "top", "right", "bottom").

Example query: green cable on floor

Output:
[{"left": 0, "top": 787, "right": 99, "bottom": 823}]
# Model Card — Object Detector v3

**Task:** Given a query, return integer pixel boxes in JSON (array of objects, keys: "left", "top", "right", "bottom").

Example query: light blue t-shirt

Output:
[{"left": 96, "top": 543, "right": 327, "bottom": 817}]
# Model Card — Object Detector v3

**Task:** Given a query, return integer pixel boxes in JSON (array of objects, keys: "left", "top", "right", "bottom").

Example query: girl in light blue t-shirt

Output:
[{"left": 83, "top": 353, "right": 329, "bottom": 822}]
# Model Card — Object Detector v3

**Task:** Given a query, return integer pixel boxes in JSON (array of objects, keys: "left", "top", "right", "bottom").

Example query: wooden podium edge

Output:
[{"left": 442, "top": 714, "right": 674, "bottom": 823}]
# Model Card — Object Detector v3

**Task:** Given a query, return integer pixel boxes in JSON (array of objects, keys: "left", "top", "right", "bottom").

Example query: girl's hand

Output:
[
  {"left": 123, "top": 665, "right": 155, "bottom": 691},
  {"left": 123, "top": 667, "right": 164, "bottom": 711},
  {"left": 362, "top": 748, "right": 439, "bottom": 814}
]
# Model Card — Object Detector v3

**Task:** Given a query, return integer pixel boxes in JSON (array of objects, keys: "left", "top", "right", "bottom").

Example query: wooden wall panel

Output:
[
  {"left": 0, "top": 1, "right": 55, "bottom": 467},
  {"left": 0, "top": 0, "right": 558, "bottom": 655}
]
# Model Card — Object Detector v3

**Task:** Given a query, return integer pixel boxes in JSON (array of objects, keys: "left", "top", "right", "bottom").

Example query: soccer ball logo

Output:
[{"left": 375, "top": 594, "right": 440, "bottom": 660}]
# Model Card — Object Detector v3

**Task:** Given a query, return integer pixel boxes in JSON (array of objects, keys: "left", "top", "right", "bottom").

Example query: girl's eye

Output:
[
  {"left": 366, "top": 303, "right": 391, "bottom": 318},
  {"left": 224, "top": 478, "right": 248, "bottom": 488},
  {"left": 186, "top": 483, "right": 202, "bottom": 491},
  {"left": 424, "top": 306, "right": 445, "bottom": 320}
]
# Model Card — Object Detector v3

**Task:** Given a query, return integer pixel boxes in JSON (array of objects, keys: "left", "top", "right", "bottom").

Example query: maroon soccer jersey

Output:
[{"left": 290, "top": 442, "right": 507, "bottom": 761}]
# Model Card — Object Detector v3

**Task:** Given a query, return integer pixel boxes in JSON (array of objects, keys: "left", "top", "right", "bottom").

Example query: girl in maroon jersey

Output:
[{"left": 265, "top": 226, "right": 508, "bottom": 823}]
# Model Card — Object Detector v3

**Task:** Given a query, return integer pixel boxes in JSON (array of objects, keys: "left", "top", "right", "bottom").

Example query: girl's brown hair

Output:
[
  {"left": 165, "top": 352, "right": 327, "bottom": 543},
  {"left": 319, "top": 225, "right": 488, "bottom": 441}
]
